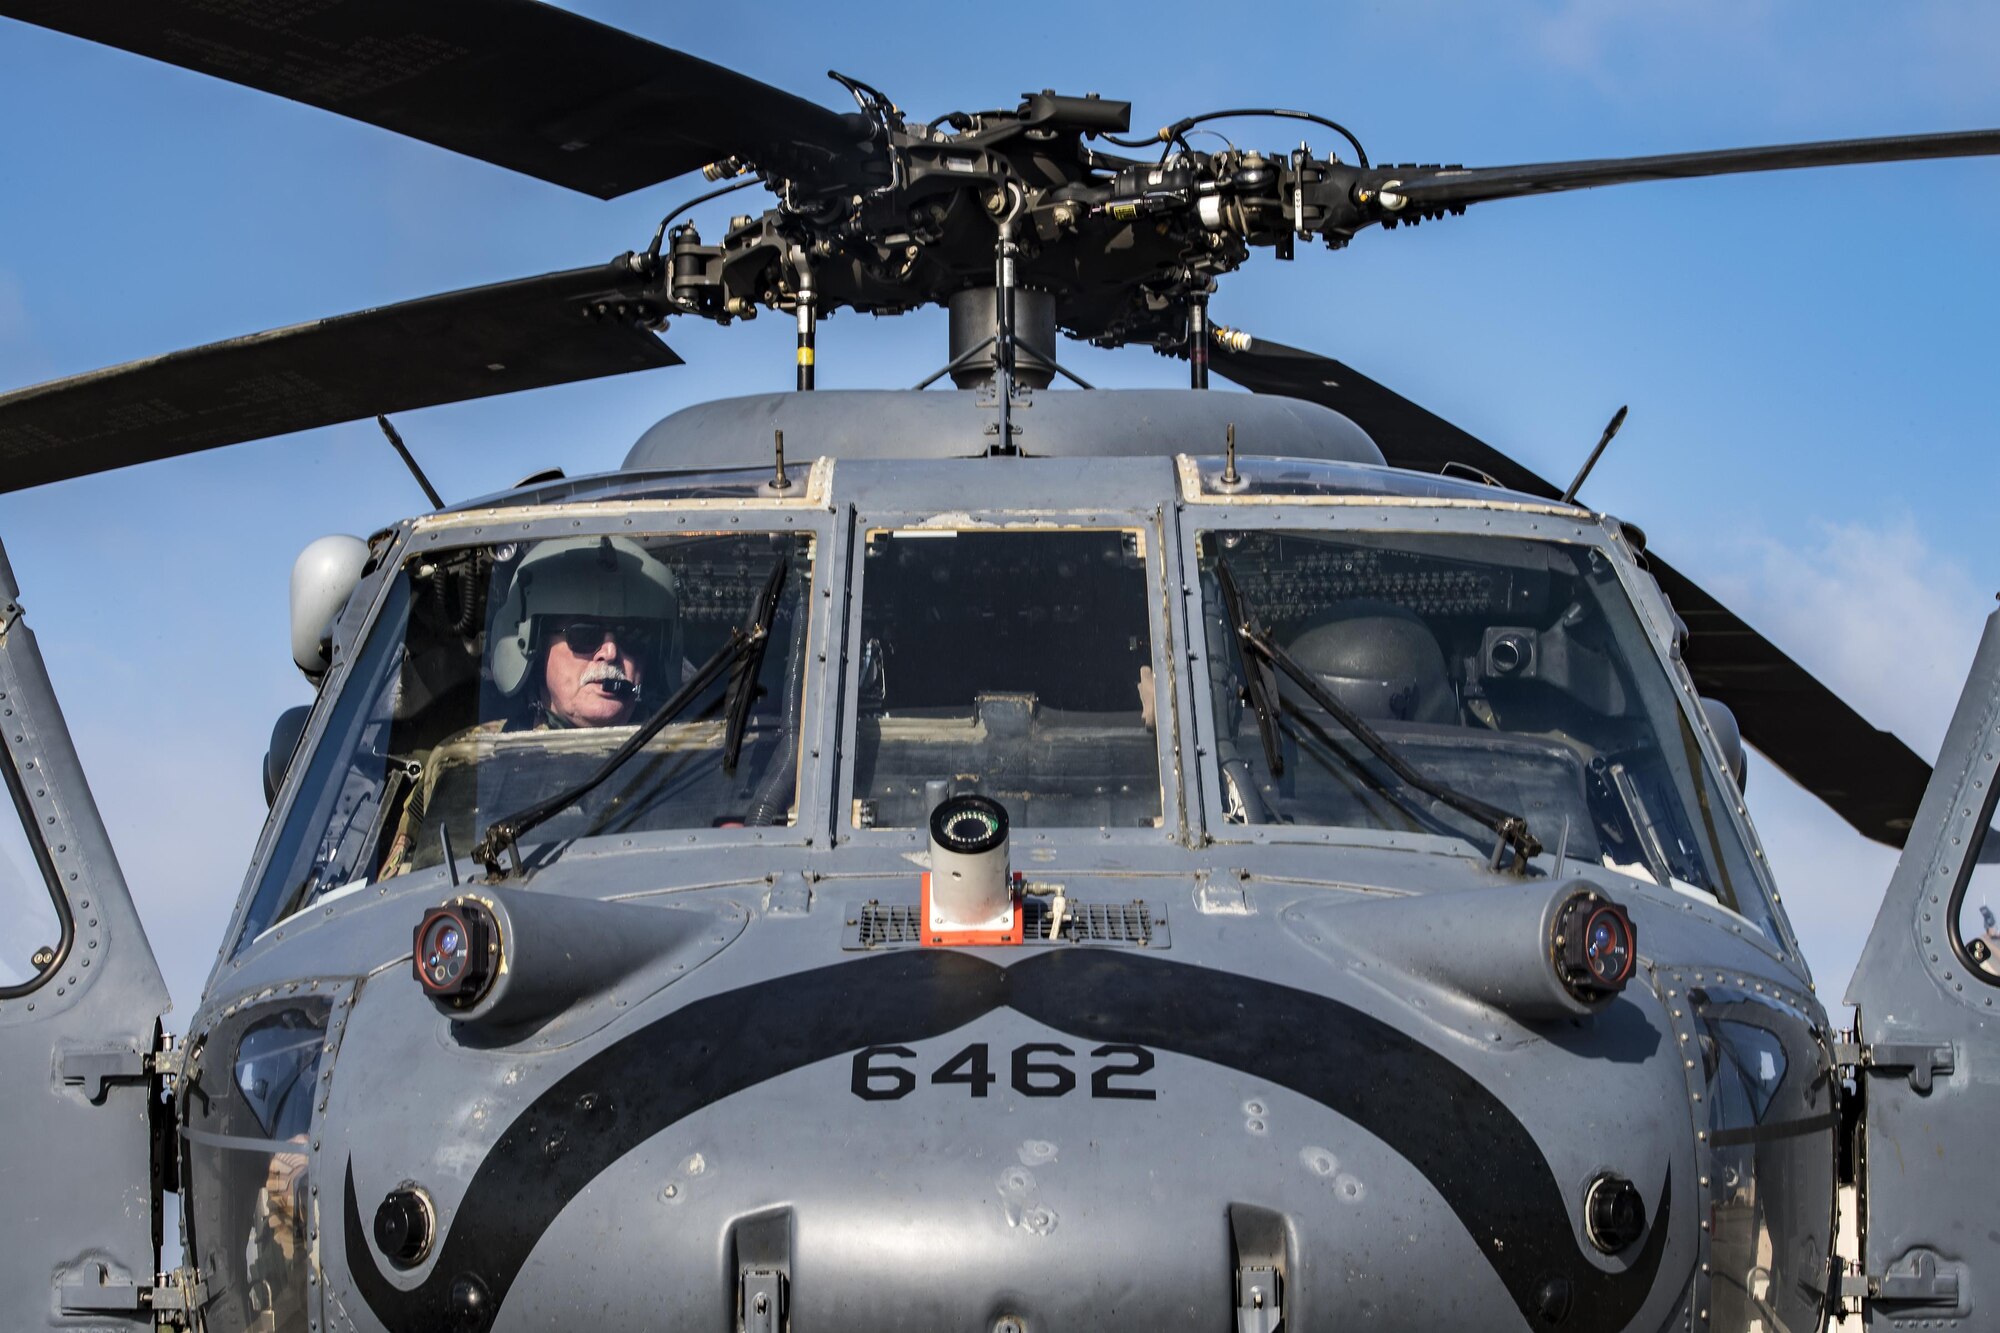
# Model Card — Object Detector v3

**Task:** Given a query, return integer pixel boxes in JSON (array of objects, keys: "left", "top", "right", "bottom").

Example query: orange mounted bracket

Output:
[{"left": 920, "top": 871, "right": 1023, "bottom": 947}]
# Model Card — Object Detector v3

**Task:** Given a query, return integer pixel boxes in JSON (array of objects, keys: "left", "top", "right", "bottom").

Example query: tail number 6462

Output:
[{"left": 851, "top": 1042, "right": 1156, "bottom": 1101}]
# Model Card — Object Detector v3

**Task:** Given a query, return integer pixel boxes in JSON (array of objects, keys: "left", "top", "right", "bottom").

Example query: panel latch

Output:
[
  {"left": 1236, "top": 1264, "right": 1282, "bottom": 1333},
  {"left": 59, "top": 1263, "right": 207, "bottom": 1327},
  {"left": 59, "top": 1030, "right": 179, "bottom": 1102},
  {"left": 1839, "top": 1249, "right": 1962, "bottom": 1314},
  {"left": 59, "top": 1047, "right": 148, "bottom": 1104},
  {"left": 730, "top": 1206, "right": 792, "bottom": 1333},
  {"left": 739, "top": 1268, "right": 786, "bottom": 1333},
  {"left": 1229, "top": 1201, "right": 1288, "bottom": 1333},
  {"left": 1832, "top": 1038, "right": 1955, "bottom": 1093}
]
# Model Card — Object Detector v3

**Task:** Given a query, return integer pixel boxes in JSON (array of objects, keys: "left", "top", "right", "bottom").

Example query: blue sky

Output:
[{"left": 1, "top": 1, "right": 1996, "bottom": 1021}]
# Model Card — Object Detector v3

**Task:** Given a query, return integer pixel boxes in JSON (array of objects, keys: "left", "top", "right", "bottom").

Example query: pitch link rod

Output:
[
  {"left": 1189, "top": 293, "right": 1211, "bottom": 390},
  {"left": 992, "top": 184, "right": 1025, "bottom": 454},
  {"left": 791, "top": 246, "right": 817, "bottom": 392}
]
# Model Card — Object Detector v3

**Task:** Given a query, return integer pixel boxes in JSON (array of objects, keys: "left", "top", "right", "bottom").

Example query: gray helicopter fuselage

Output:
[{"left": 190, "top": 387, "right": 1834, "bottom": 1333}]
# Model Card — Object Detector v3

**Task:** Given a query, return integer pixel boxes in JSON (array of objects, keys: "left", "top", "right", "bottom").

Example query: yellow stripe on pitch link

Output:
[{"left": 797, "top": 348, "right": 816, "bottom": 365}]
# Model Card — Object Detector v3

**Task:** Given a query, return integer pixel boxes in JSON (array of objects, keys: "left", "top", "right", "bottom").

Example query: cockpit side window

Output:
[
  {"left": 1195, "top": 528, "right": 1775, "bottom": 933},
  {"left": 849, "top": 527, "right": 1162, "bottom": 830}
]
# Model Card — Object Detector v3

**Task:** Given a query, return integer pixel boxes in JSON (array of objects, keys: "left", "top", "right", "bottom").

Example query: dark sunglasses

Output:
[{"left": 552, "top": 619, "right": 656, "bottom": 655}]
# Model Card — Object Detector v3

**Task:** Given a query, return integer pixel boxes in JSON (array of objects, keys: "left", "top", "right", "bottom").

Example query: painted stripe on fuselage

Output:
[{"left": 341, "top": 948, "right": 1672, "bottom": 1330}]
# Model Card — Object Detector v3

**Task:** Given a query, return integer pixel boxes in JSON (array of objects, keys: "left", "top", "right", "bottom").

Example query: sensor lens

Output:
[
  {"left": 421, "top": 917, "right": 467, "bottom": 988},
  {"left": 1585, "top": 1173, "right": 1647, "bottom": 1253},
  {"left": 1552, "top": 889, "right": 1637, "bottom": 1003},
  {"left": 374, "top": 1186, "right": 435, "bottom": 1268},
  {"left": 1582, "top": 906, "right": 1634, "bottom": 986},
  {"left": 412, "top": 903, "right": 496, "bottom": 1006},
  {"left": 929, "top": 794, "right": 1009, "bottom": 854}
]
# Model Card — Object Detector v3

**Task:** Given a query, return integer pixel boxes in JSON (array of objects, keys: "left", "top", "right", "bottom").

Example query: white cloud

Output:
[
  {"left": 1523, "top": 0, "right": 1778, "bottom": 92},
  {"left": 1508, "top": 0, "right": 2000, "bottom": 121},
  {"left": 1716, "top": 517, "right": 1990, "bottom": 1008},
  {"left": 1714, "top": 516, "right": 1985, "bottom": 758}
]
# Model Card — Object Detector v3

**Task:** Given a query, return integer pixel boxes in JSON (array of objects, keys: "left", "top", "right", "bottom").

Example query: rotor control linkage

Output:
[
  {"left": 649, "top": 81, "right": 2000, "bottom": 358},
  {"left": 791, "top": 247, "right": 817, "bottom": 391},
  {"left": 1188, "top": 292, "right": 1212, "bottom": 390}
]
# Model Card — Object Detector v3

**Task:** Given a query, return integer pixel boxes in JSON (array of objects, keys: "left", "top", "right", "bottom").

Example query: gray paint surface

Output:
[
  {"left": 625, "top": 387, "right": 1384, "bottom": 470},
  {"left": 0, "top": 536, "right": 168, "bottom": 1331},
  {"left": 1847, "top": 608, "right": 2000, "bottom": 1327}
]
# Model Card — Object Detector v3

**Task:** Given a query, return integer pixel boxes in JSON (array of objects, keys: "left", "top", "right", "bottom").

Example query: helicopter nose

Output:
[{"left": 469, "top": 1027, "right": 1683, "bottom": 1331}]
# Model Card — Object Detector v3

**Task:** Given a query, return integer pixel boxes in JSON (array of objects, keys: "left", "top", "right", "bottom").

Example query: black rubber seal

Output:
[{"left": 928, "top": 794, "right": 1009, "bottom": 854}]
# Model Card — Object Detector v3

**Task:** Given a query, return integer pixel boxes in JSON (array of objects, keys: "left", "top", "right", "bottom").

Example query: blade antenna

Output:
[
  {"left": 770, "top": 429, "right": 792, "bottom": 493},
  {"left": 1561, "top": 405, "right": 1630, "bottom": 507},
  {"left": 376, "top": 415, "right": 444, "bottom": 511}
]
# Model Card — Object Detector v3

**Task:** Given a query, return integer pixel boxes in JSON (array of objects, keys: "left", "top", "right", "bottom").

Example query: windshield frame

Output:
[
  {"left": 1177, "top": 498, "right": 1796, "bottom": 956},
  {"left": 229, "top": 499, "right": 838, "bottom": 959},
  {"left": 832, "top": 509, "right": 1186, "bottom": 852}
]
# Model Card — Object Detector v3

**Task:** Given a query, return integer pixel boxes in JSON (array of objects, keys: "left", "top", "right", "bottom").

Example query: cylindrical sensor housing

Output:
[
  {"left": 412, "top": 902, "right": 496, "bottom": 1008},
  {"left": 928, "top": 795, "right": 1012, "bottom": 927},
  {"left": 1552, "top": 889, "right": 1637, "bottom": 1002}
]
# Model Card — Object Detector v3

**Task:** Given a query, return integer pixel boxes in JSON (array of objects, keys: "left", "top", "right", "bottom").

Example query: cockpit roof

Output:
[
  {"left": 623, "top": 388, "right": 1383, "bottom": 470},
  {"left": 442, "top": 390, "right": 1599, "bottom": 516}
]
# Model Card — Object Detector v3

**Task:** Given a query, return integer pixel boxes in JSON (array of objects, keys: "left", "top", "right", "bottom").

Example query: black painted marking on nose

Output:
[
  {"left": 342, "top": 948, "right": 1673, "bottom": 1331},
  {"left": 1007, "top": 950, "right": 1674, "bottom": 1329}
]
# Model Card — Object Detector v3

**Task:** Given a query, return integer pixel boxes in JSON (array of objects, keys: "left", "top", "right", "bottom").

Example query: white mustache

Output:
[{"left": 581, "top": 662, "right": 635, "bottom": 693}]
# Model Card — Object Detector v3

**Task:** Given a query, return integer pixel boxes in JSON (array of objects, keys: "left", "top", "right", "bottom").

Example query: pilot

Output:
[
  {"left": 379, "top": 536, "right": 681, "bottom": 875},
  {"left": 489, "top": 534, "right": 683, "bottom": 729},
  {"left": 1278, "top": 603, "right": 1458, "bottom": 726}
]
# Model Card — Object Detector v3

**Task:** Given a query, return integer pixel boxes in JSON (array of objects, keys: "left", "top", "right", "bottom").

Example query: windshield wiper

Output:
[
  {"left": 722, "top": 553, "right": 790, "bottom": 776},
  {"left": 1216, "top": 558, "right": 1542, "bottom": 871},
  {"left": 473, "top": 612, "right": 769, "bottom": 878},
  {"left": 1214, "top": 561, "right": 1285, "bottom": 776}
]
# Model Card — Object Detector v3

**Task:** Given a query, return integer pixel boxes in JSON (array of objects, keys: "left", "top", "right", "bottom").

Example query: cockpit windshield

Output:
[
  {"left": 240, "top": 530, "right": 813, "bottom": 947},
  {"left": 850, "top": 527, "right": 1161, "bottom": 830},
  {"left": 1197, "top": 528, "right": 1772, "bottom": 928}
]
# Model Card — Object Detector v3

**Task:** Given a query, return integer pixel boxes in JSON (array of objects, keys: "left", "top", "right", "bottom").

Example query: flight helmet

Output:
[
  {"left": 1278, "top": 603, "right": 1457, "bottom": 725},
  {"left": 490, "top": 536, "right": 681, "bottom": 699}
]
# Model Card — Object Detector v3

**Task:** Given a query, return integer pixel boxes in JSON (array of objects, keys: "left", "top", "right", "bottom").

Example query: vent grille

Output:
[
  {"left": 1025, "top": 899, "right": 1159, "bottom": 944},
  {"left": 845, "top": 898, "right": 1167, "bottom": 950},
  {"left": 854, "top": 903, "right": 925, "bottom": 947}
]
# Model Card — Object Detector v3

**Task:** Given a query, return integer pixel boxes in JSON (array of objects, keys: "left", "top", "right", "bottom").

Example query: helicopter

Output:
[{"left": 2, "top": 3, "right": 1999, "bottom": 1332}]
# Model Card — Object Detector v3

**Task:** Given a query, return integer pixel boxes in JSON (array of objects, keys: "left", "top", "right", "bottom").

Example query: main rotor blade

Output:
[
  {"left": 0, "top": 0, "right": 867, "bottom": 198},
  {"left": 0, "top": 260, "right": 679, "bottom": 492},
  {"left": 1379, "top": 129, "right": 2000, "bottom": 210},
  {"left": 1213, "top": 335, "right": 1935, "bottom": 847}
]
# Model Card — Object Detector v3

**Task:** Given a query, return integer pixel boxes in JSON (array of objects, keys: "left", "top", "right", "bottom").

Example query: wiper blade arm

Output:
[
  {"left": 1216, "top": 555, "right": 1541, "bottom": 869},
  {"left": 1240, "top": 622, "right": 1542, "bottom": 868},
  {"left": 1214, "top": 560, "right": 1285, "bottom": 777},
  {"left": 473, "top": 622, "right": 761, "bottom": 877},
  {"left": 722, "top": 553, "right": 790, "bottom": 776}
]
